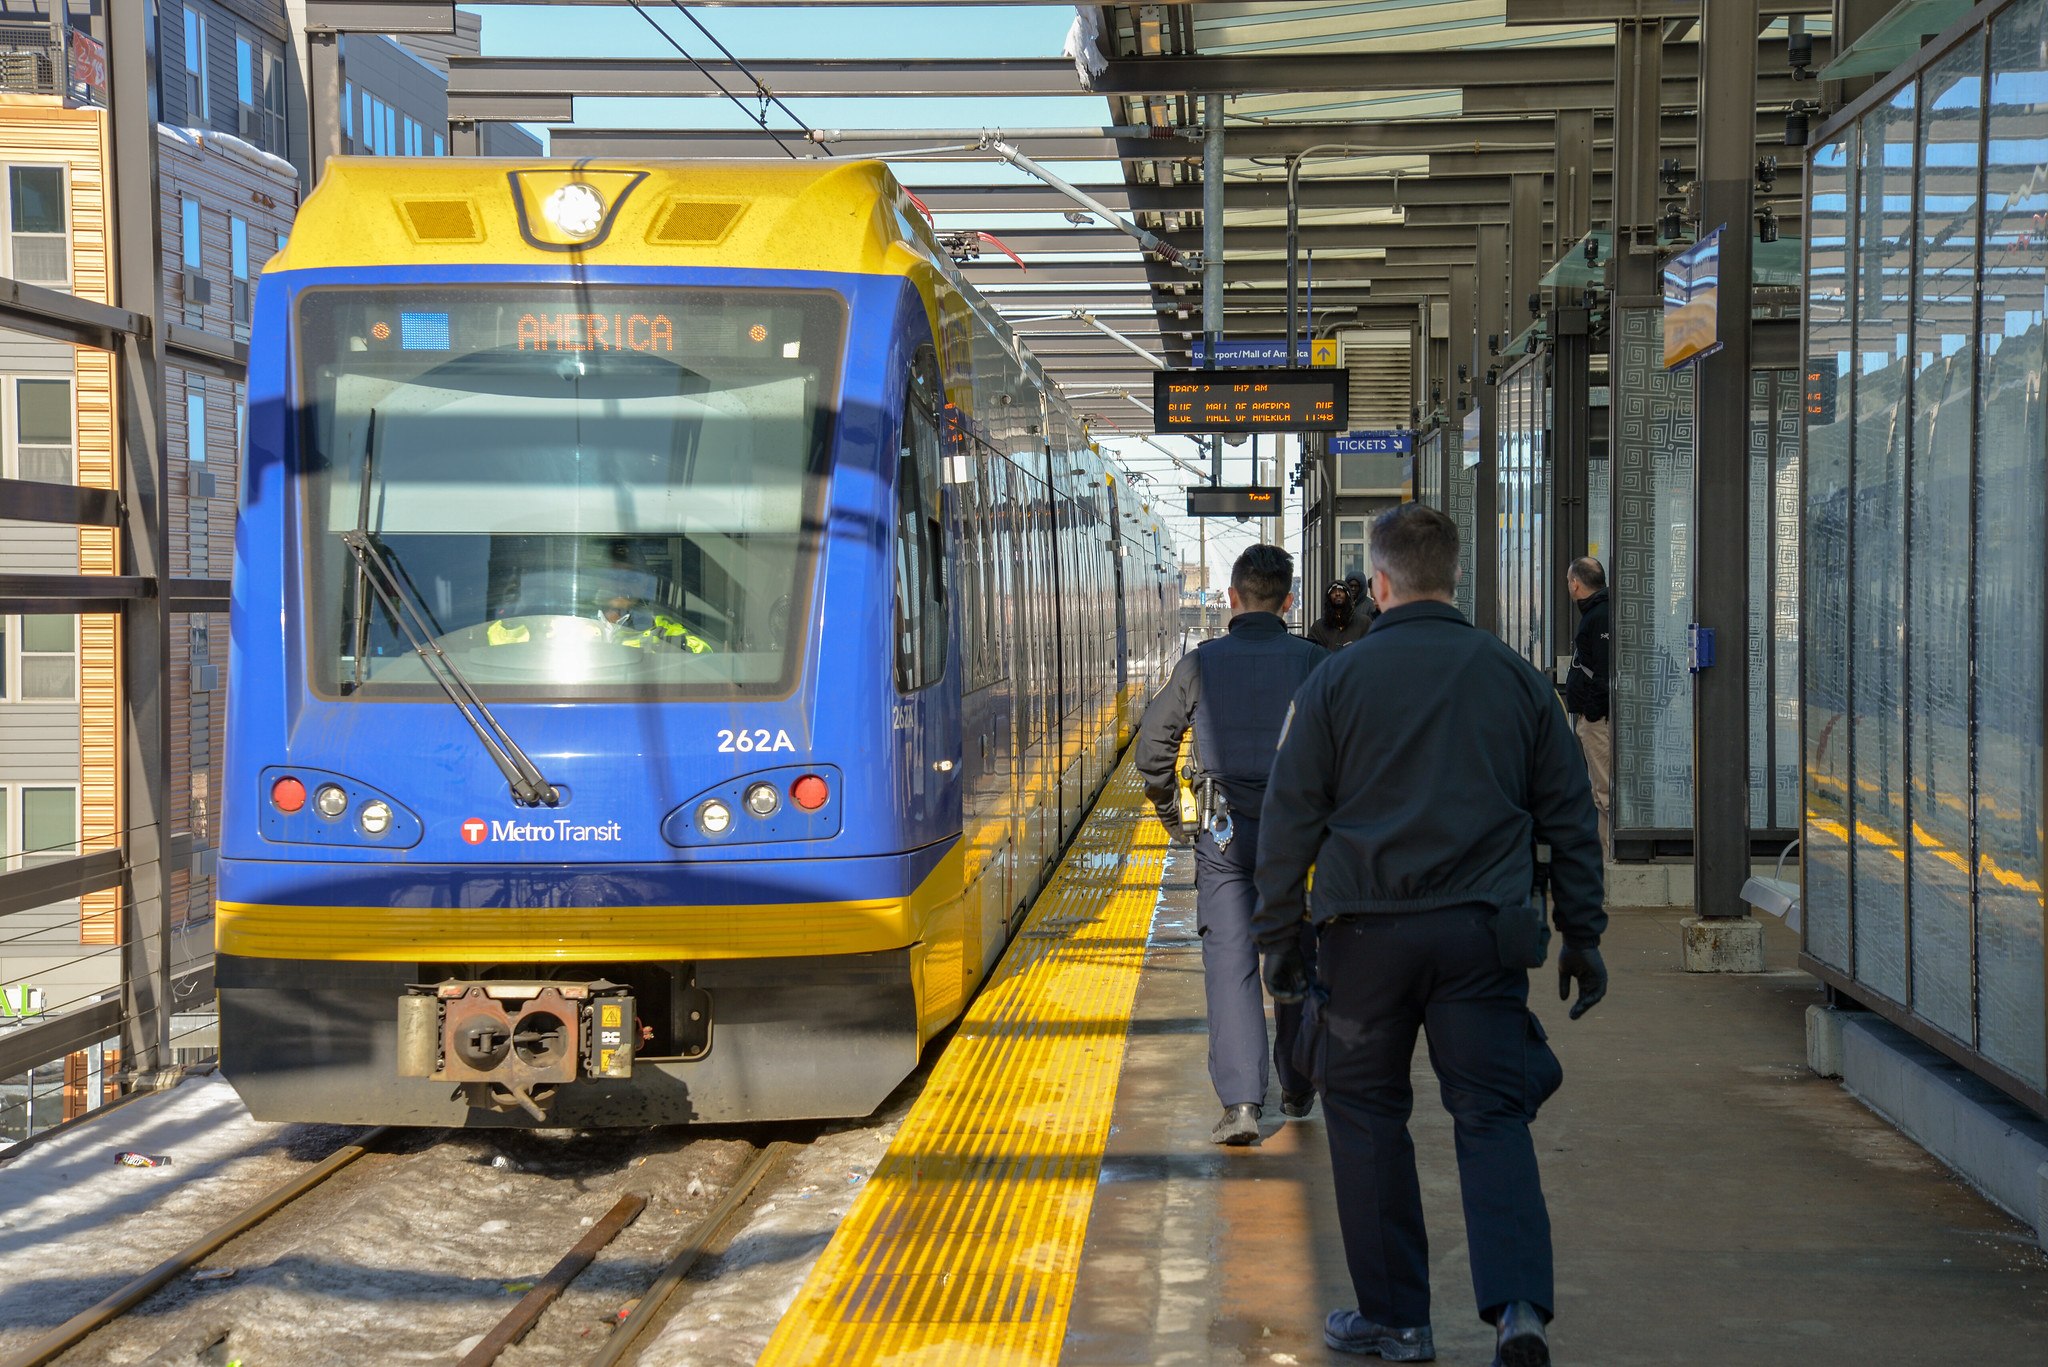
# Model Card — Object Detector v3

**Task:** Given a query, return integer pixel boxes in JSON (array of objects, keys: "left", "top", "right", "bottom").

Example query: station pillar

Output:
[{"left": 1683, "top": 0, "right": 1763, "bottom": 970}]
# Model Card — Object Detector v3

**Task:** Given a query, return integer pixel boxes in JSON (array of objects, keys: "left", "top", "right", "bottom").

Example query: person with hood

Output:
[
  {"left": 1564, "top": 557, "right": 1612, "bottom": 852},
  {"left": 1307, "top": 578, "right": 1370, "bottom": 651}
]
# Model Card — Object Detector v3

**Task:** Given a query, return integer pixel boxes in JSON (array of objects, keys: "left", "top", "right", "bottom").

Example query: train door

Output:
[
  {"left": 1108, "top": 480, "right": 1129, "bottom": 740},
  {"left": 1009, "top": 458, "right": 1052, "bottom": 888},
  {"left": 890, "top": 347, "right": 960, "bottom": 842}
]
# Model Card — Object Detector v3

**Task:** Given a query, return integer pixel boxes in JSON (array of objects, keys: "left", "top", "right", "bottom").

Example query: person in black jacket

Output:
[
  {"left": 1564, "top": 557, "right": 1613, "bottom": 852},
  {"left": 1135, "top": 544, "right": 1328, "bottom": 1145},
  {"left": 1253, "top": 505, "right": 1606, "bottom": 1367},
  {"left": 1306, "top": 579, "right": 1369, "bottom": 651}
]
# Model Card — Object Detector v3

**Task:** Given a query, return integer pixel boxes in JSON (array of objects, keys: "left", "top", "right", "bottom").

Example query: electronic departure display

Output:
[
  {"left": 1154, "top": 368, "right": 1347, "bottom": 433},
  {"left": 1186, "top": 485, "right": 1282, "bottom": 519},
  {"left": 328, "top": 288, "right": 828, "bottom": 364}
]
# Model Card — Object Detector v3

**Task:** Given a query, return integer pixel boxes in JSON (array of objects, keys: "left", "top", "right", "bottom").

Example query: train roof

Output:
[{"left": 269, "top": 157, "right": 935, "bottom": 276}]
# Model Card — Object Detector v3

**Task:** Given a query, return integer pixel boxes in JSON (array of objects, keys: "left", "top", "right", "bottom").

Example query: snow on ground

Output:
[
  {"left": 0, "top": 1075, "right": 354, "bottom": 1355},
  {"left": 630, "top": 1106, "right": 906, "bottom": 1367}
]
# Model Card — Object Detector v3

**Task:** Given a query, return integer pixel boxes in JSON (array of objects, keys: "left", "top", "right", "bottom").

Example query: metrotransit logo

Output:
[{"left": 459, "top": 816, "right": 623, "bottom": 845}]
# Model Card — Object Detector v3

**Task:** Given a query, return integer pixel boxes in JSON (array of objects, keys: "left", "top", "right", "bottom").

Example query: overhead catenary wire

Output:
[
  {"left": 623, "top": 2, "right": 816, "bottom": 160},
  {"left": 661, "top": 0, "right": 825, "bottom": 152}
]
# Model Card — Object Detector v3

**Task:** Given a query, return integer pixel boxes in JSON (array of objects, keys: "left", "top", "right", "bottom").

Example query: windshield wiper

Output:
[
  {"left": 341, "top": 411, "right": 555, "bottom": 807},
  {"left": 340, "top": 529, "right": 561, "bottom": 808}
]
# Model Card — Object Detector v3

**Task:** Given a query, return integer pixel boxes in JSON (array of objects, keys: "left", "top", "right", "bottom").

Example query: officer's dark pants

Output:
[
  {"left": 1318, "top": 906, "right": 1562, "bottom": 1327},
  {"left": 1192, "top": 813, "right": 1316, "bottom": 1108}
]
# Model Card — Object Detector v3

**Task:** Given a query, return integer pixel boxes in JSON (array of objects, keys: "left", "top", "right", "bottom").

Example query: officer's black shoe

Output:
[
  {"left": 1280, "top": 1089, "right": 1316, "bottom": 1118},
  {"left": 1323, "top": 1309, "right": 1435, "bottom": 1361},
  {"left": 1491, "top": 1301, "right": 1550, "bottom": 1367},
  {"left": 1210, "top": 1103, "right": 1261, "bottom": 1145}
]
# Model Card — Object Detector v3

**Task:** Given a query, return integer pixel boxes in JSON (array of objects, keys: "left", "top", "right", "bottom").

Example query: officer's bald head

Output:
[{"left": 1369, "top": 505, "right": 1460, "bottom": 606}]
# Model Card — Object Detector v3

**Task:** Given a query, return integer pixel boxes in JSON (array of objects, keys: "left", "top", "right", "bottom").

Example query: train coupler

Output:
[{"left": 396, "top": 981, "right": 637, "bottom": 1110}]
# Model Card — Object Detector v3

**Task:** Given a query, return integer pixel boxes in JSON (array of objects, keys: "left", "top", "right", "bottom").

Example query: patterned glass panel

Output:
[
  {"left": 1769, "top": 371, "right": 1802, "bottom": 830},
  {"left": 1907, "top": 46, "right": 1984, "bottom": 1045},
  {"left": 1612, "top": 305, "right": 1695, "bottom": 832},
  {"left": 1496, "top": 359, "right": 1547, "bottom": 668},
  {"left": 1749, "top": 370, "right": 1802, "bottom": 830},
  {"left": 1804, "top": 136, "right": 1854, "bottom": 973},
  {"left": 1847, "top": 86, "right": 1916, "bottom": 1005},
  {"left": 1748, "top": 373, "right": 1772, "bottom": 827},
  {"left": 1977, "top": 7, "right": 2046, "bottom": 1089},
  {"left": 1449, "top": 412, "right": 1478, "bottom": 621}
]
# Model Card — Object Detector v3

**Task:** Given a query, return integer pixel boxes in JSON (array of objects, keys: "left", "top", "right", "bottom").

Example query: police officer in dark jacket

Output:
[
  {"left": 1136, "top": 544, "right": 1327, "bottom": 1145},
  {"left": 1564, "top": 556, "right": 1613, "bottom": 851},
  {"left": 1253, "top": 505, "right": 1606, "bottom": 1367}
]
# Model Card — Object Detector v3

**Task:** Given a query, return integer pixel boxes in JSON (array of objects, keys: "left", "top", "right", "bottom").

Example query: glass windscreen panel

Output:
[{"left": 296, "top": 288, "right": 845, "bottom": 700}]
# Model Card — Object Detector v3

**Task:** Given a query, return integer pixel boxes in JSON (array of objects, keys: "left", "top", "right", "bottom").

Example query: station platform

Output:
[{"left": 760, "top": 758, "right": 2048, "bottom": 1365}]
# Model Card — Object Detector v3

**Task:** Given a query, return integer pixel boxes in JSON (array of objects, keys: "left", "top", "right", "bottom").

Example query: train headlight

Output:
[
  {"left": 359, "top": 800, "right": 394, "bottom": 836},
  {"left": 314, "top": 784, "right": 348, "bottom": 819},
  {"left": 744, "top": 783, "right": 781, "bottom": 818},
  {"left": 697, "top": 799, "right": 734, "bottom": 836},
  {"left": 542, "top": 183, "right": 606, "bottom": 240}
]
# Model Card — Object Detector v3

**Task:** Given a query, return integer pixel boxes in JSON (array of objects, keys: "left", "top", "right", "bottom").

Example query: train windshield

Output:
[{"left": 295, "top": 287, "right": 844, "bottom": 701}]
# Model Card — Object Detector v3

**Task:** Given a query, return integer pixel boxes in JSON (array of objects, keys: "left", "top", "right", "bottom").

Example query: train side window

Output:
[{"left": 894, "top": 348, "right": 946, "bottom": 692}]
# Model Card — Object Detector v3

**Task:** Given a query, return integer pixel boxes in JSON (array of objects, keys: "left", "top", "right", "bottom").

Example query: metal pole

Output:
[
  {"left": 988, "top": 140, "right": 1192, "bottom": 267},
  {"left": 1286, "top": 155, "right": 1302, "bottom": 362},
  {"left": 1203, "top": 94, "right": 1225, "bottom": 485},
  {"left": 107, "top": 0, "right": 171, "bottom": 1082},
  {"left": 307, "top": 28, "right": 344, "bottom": 184},
  {"left": 1473, "top": 224, "right": 1507, "bottom": 635},
  {"left": 1688, "top": 0, "right": 1760, "bottom": 956}
]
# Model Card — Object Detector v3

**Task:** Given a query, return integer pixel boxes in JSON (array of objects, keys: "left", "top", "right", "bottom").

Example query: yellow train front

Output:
[{"left": 217, "top": 160, "right": 1179, "bottom": 1127}]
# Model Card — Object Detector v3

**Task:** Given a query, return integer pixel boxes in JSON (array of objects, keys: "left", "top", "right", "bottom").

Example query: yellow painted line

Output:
[{"left": 759, "top": 757, "right": 1165, "bottom": 1366}]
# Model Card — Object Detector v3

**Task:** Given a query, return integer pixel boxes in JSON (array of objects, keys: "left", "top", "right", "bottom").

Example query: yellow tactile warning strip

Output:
[{"left": 758, "top": 756, "right": 1166, "bottom": 1366}]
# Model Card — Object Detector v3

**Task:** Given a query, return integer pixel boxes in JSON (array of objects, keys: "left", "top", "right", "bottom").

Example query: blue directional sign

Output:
[
  {"left": 1330, "top": 430, "right": 1413, "bottom": 456},
  {"left": 1189, "top": 338, "right": 1340, "bottom": 368}
]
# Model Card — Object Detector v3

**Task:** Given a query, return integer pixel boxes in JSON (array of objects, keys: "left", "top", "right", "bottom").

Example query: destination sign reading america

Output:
[{"left": 1154, "top": 368, "right": 1348, "bottom": 433}]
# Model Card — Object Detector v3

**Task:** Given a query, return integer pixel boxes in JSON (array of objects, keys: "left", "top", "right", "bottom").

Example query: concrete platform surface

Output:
[{"left": 1062, "top": 848, "right": 2048, "bottom": 1365}]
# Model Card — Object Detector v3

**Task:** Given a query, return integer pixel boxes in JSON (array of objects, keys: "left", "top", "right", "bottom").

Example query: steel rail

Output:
[
  {"left": 458, "top": 1191, "right": 650, "bottom": 1367},
  {"left": 0, "top": 1128, "right": 394, "bottom": 1367},
  {"left": 587, "top": 1140, "right": 792, "bottom": 1366}
]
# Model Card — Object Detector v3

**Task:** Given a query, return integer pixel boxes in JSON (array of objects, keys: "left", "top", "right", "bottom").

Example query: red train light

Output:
[
  {"left": 790, "top": 774, "right": 829, "bottom": 812},
  {"left": 271, "top": 776, "right": 307, "bottom": 813}
]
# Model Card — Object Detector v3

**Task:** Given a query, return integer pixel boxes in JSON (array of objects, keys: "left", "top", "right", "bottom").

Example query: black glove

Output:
[
  {"left": 1557, "top": 944, "right": 1607, "bottom": 1020},
  {"left": 1262, "top": 939, "right": 1309, "bottom": 1004},
  {"left": 1154, "top": 804, "right": 1193, "bottom": 848}
]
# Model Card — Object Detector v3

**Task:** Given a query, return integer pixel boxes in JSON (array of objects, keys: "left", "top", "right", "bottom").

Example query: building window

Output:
[
  {"left": 434, "top": 133, "right": 445, "bottom": 156},
  {"left": 18, "top": 615, "right": 76, "bottom": 701},
  {"left": 184, "top": 9, "right": 208, "bottom": 121},
  {"left": 342, "top": 81, "right": 353, "bottom": 148},
  {"left": 1337, "top": 517, "right": 1368, "bottom": 584},
  {"left": 5, "top": 166, "right": 67, "bottom": 286},
  {"left": 230, "top": 216, "right": 249, "bottom": 328},
  {"left": 187, "top": 386, "right": 206, "bottom": 466},
  {"left": 264, "top": 48, "right": 287, "bottom": 151},
  {"left": 236, "top": 35, "right": 254, "bottom": 117},
  {"left": 6, "top": 784, "right": 79, "bottom": 868},
  {"left": 181, "top": 196, "right": 201, "bottom": 271},
  {"left": 13, "top": 378, "right": 72, "bottom": 484}
]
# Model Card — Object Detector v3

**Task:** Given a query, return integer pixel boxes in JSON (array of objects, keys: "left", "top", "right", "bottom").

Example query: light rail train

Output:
[{"left": 217, "top": 160, "right": 1179, "bottom": 1126}]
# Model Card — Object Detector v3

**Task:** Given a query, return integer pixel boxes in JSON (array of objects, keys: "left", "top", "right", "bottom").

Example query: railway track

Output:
[{"left": 0, "top": 1128, "right": 798, "bottom": 1367}]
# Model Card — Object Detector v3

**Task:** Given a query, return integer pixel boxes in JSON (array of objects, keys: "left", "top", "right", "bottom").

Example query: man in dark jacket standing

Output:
[
  {"left": 1307, "top": 579, "right": 1369, "bottom": 651},
  {"left": 1136, "top": 544, "right": 1327, "bottom": 1145},
  {"left": 1564, "top": 557, "right": 1613, "bottom": 852},
  {"left": 1253, "top": 505, "right": 1606, "bottom": 1366}
]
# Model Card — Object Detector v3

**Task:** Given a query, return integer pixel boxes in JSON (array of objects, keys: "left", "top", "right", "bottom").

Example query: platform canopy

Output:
[{"left": 313, "top": 0, "right": 1829, "bottom": 432}]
